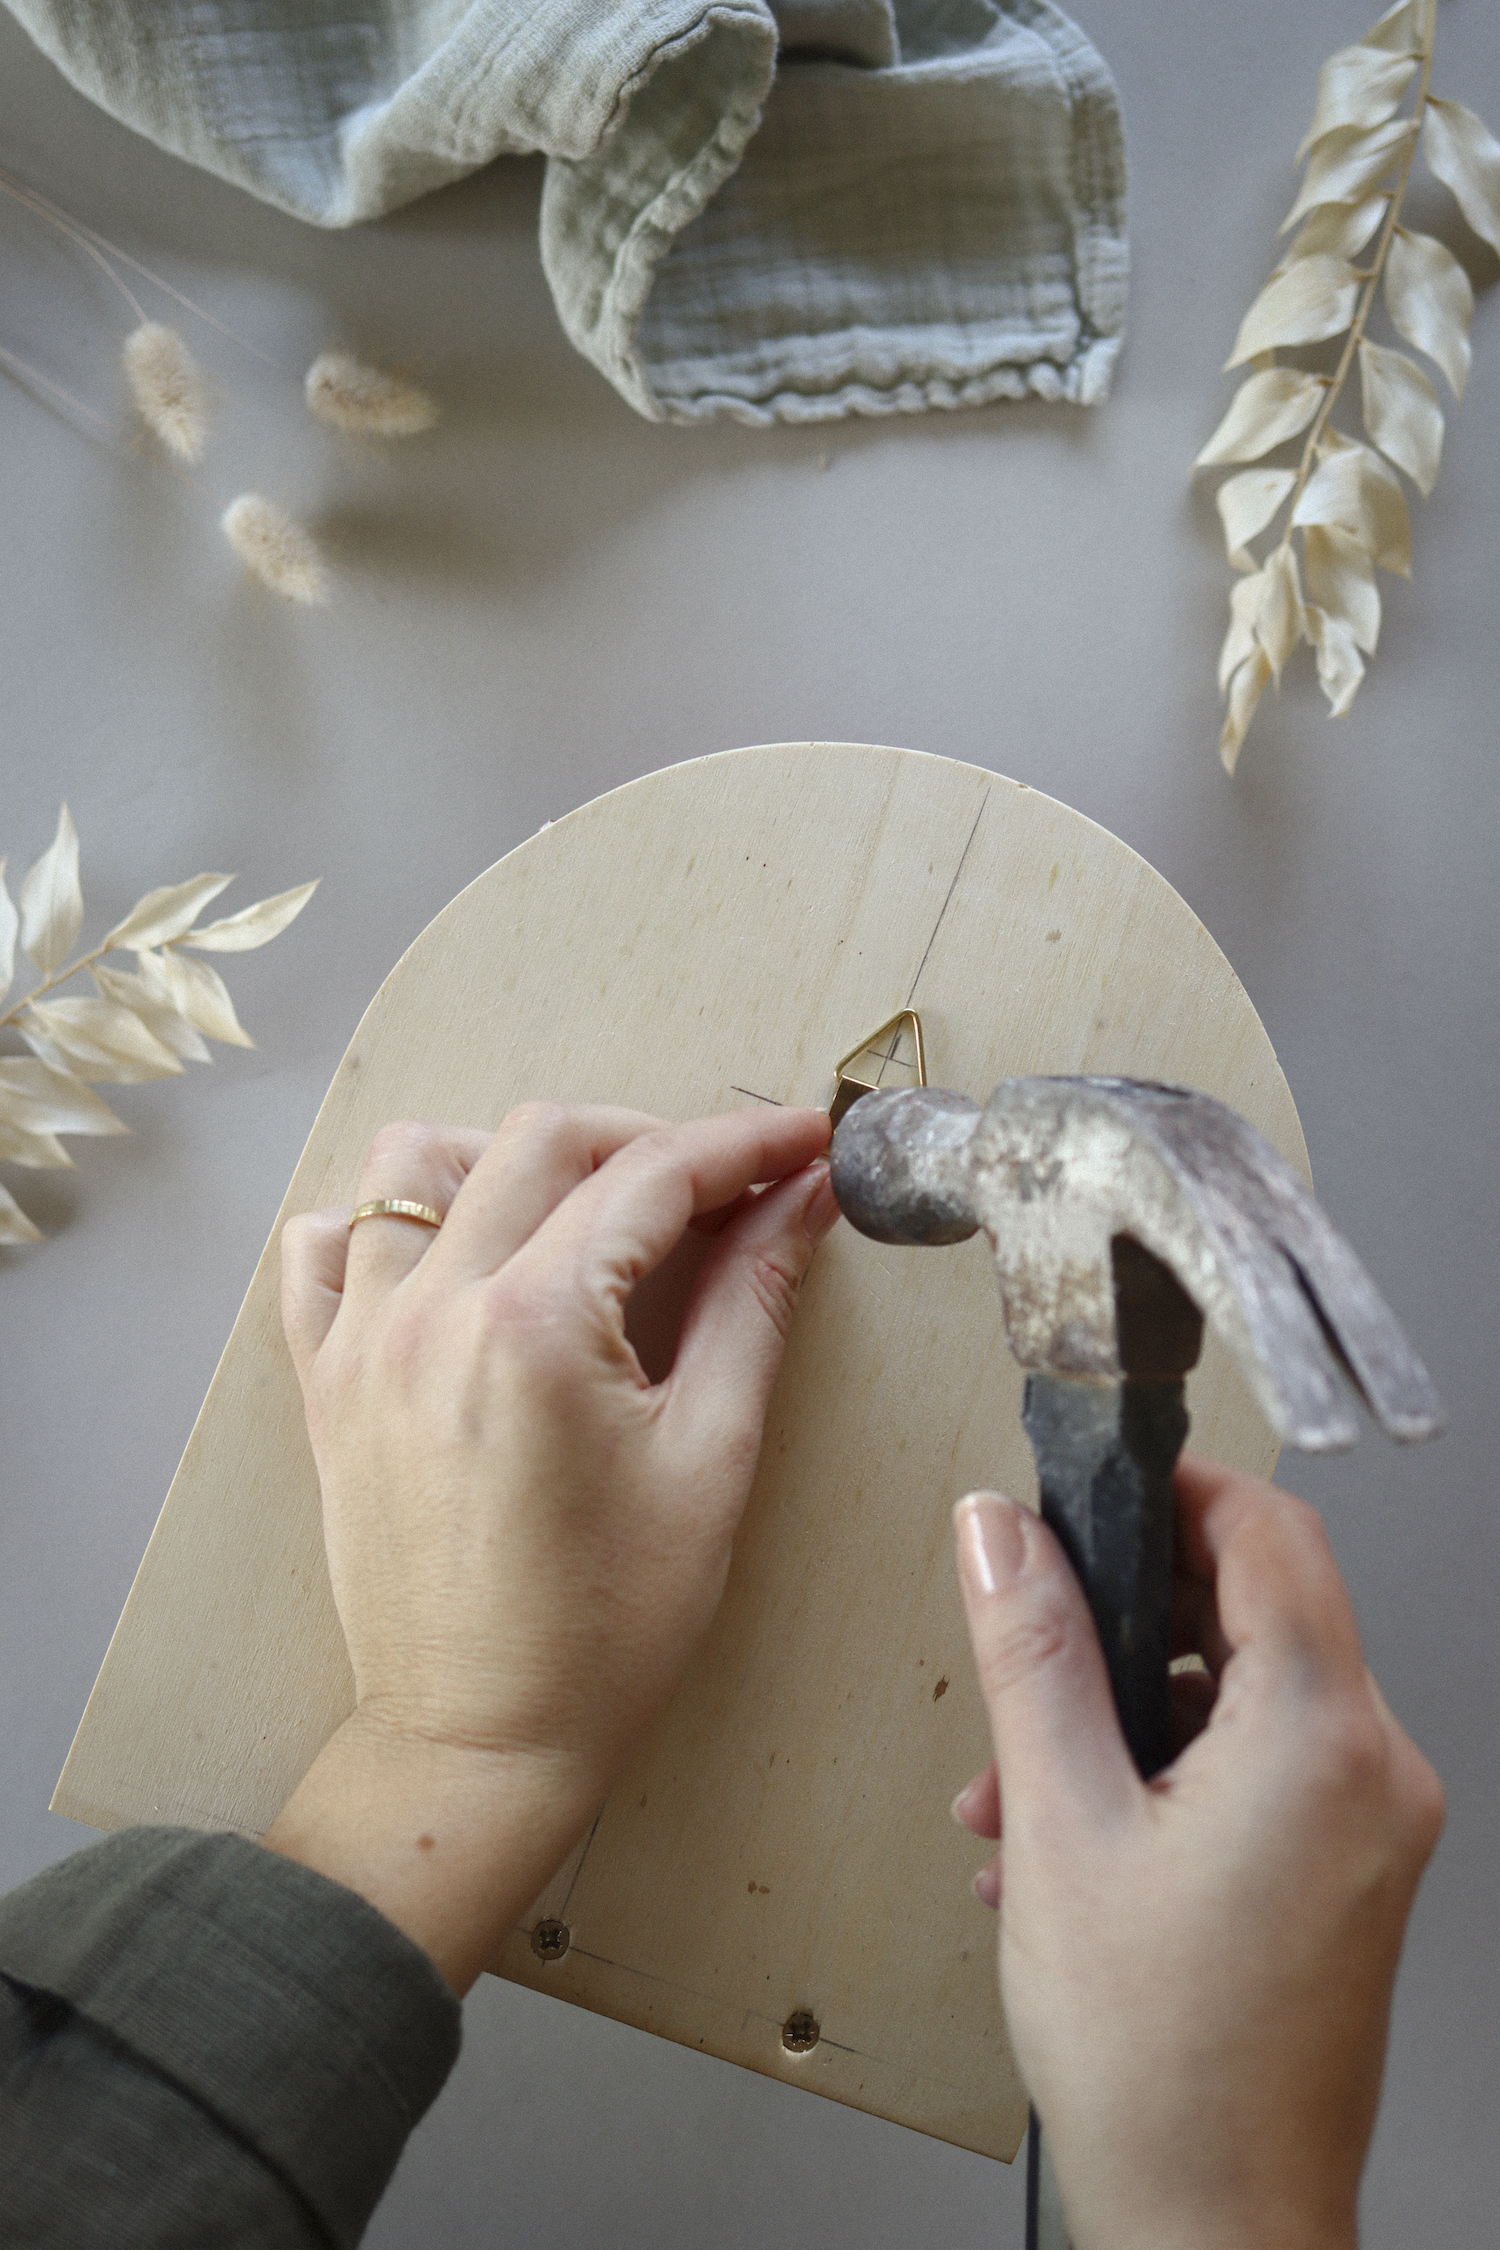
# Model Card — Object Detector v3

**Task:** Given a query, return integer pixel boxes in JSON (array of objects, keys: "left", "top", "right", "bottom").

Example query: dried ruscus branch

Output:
[
  {"left": 1194, "top": 0, "right": 1499, "bottom": 772},
  {"left": 0, "top": 804, "right": 317, "bottom": 1247}
]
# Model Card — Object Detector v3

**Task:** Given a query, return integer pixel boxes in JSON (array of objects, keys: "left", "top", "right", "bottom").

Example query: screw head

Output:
[
  {"left": 530, "top": 1918, "right": 570, "bottom": 1963},
  {"left": 781, "top": 2009, "right": 820, "bottom": 2054}
]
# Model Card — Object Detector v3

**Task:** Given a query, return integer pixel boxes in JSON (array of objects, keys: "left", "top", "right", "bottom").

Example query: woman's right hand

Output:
[{"left": 950, "top": 1456, "right": 1444, "bottom": 2250}]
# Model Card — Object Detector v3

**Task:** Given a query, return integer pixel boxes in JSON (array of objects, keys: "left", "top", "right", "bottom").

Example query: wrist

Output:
[{"left": 260, "top": 1707, "right": 599, "bottom": 1995}]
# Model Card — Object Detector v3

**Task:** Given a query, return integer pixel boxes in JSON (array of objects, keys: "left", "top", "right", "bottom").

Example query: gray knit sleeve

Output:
[{"left": 0, "top": 1827, "right": 461, "bottom": 2247}]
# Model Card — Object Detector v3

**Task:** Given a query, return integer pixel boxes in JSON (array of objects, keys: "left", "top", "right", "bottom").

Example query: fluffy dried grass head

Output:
[
  {"left": 1193, "top": 0, "right": 1499, "bottom": 773},
  {"left": 221, "top": 494, "right": 329, "bottom": 605},
  {"left": 123, "top": 322, "right": 210, "bottom": 464},
  {"left": 304, "top": 351, "right": 438, "bottom": 439}
]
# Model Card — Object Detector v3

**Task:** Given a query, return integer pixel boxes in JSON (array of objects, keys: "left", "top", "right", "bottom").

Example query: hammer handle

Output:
[
  {"left": 1021, "top": 1371, "right": 1185, "bottom": 1780},
  {"left": 1020, "top": 1370, "right": 1188, "bottom": 2250}
]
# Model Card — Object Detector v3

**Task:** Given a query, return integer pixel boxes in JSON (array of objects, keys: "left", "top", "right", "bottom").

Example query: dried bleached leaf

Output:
[
  {"left": 1297, "top": 44, "right": 1417, "bottom": 159},
  {"left": 221, "top": 495, "right": 328, "bottom": 605},
  {"left": 0, "top": 802, "right": 316, "bottom": 1252},
  {"left": 0, "top": 1118, "right": 72, "bottom": 1168},
  {"left": 0, "top": 1182, "right": 44, "bottom": 1247},
  {"left": 1281, "top": 195, "right": 1389, "bottom": 268},
  {"left": 1281, "top": 118, "right": 1416, "bottom": 234},
  {"left": 122, "top": 323, "right": 210, "bottom": 465},
  {"left": 1304, "top": 524, "right": 1381, "bottom": 654},
  {"left": 1293, "top": 435, "right": 1411, "bottom": 575},
  {"left": 1254, "top": 545, "right": 1306, "bottom": 680},
  {"left": 1307, "top": 605, "right": 1366, "bottom": 715},
  {"left": 0, "top": 1059, "right": 127, "bottom": 1137},
  {"left": 1217, "top": 468, "right": 1298, "bottom": 569},
  {"left": 1358, "top": 339, "right": 1443, "bottom": 492},
  {"left": 1361, "top": 1, "right": 1424, "bottom": 58},
  {"left": 155, "top": 949, "right": 254, "bottom": 1047},
  {"left": 20, "top": 997, "right": 184, "bottom": 1083},
  {"left": 1226, "top": 256, "right": 1361, "bottom": 367},
  {"left": 1199, "top": 0, "right": 1485, "bottom": 773},
  {"left": 0, "top": 861, "right": 17, "bottom": 1001},
  {"left": 183, "top": 880, "right": 318, "bottom": 952},
  {"left": 1195, "top": 369, "right": 1326, "bottom": 468},
  {"left": 1423, "top": 98, "right": 1500, "bottom": 258},
  {"left": 92, "top": 958, "right": 212, "bottom": 1064},
  {"left": 1221, "top": 650, "right": 1272, "bottom": 776},
  {"left": 1218, "top": 570, "right": 1267, "bottom": 692},
  {"left": 304, "top": 352, "right": 438, "bottom": 438},
  {"left": 104, "top": 873, "right": 234, "bottom": 953},
  {"left": 1385, "top": 226, "right": 1473, "bottom": 398},
  {"left": 19, "top": 804, "right": 83, "bottom": 976}
]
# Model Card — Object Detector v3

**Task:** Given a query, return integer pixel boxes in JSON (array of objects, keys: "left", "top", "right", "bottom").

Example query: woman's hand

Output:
[
  {"left": 263, "top": 1102, "right": 837, "bottom": 1992},
  {"left": 950, "top": 1457, "right": 1444, "bottom": 2250}
]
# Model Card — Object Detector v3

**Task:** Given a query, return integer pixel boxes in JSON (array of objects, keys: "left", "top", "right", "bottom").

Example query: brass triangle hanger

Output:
[{"left": 830, "top": 1009, "right": 926, "bottom": 1128}]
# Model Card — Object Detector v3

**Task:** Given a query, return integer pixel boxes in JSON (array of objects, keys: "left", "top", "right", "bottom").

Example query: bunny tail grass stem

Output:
[
  {"left": 0, "top": 163, "right": 289, "bottom": 374},
  {"left": 0, "top": 165, "right": 147, "bottom": 325},
  {"left": 0, "top": 340, "right": 123, "bottom": 442}
]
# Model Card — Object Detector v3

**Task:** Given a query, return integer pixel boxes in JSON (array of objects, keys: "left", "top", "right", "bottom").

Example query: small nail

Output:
[
  {"left": 954, "top": 1492, "right": 1025, "bottom": 1597},
  {"left": 972, "top": 1862, "right": 1001, "bottom": 1911}
]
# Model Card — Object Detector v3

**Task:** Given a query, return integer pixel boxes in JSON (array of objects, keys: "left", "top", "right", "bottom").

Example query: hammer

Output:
[{"left": 829, "top": 1076, "right": 1442, "bottom": 2248}]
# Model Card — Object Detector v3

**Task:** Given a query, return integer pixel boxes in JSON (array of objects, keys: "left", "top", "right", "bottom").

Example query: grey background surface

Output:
[{"left": 1, "top": 4, "right": 1494, "bottom": 2243}]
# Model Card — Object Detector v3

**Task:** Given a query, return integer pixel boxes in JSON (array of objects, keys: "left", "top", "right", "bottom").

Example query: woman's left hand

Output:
[{"left": 263, "top": 1101, "right": 837, "bottom": 1991}]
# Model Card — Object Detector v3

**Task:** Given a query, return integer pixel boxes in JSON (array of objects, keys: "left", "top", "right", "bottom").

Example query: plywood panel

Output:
[{"left": 54, "top": 743, "right": 1308, "bottom": 2162}]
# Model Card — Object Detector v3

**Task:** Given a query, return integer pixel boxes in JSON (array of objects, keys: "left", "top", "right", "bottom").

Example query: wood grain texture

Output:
[{"left": 54, "top": 743, "right": 1309, "bottom": 2163}]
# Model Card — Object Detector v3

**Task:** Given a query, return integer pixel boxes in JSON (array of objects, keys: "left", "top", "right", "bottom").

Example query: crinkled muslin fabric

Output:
[{"left": 6, "top": 0, "right": 1128, "bottom": 423}]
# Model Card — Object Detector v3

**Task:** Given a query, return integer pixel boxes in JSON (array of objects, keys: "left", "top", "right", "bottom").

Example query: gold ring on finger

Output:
[{"left": 348, "top": 1198, "right": 445, "bottom": 1232}]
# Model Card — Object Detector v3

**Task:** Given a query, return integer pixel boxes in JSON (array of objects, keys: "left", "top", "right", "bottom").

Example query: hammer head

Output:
[{"left": 830, "top": 1078, "right": 1442, "bottom": 1452}]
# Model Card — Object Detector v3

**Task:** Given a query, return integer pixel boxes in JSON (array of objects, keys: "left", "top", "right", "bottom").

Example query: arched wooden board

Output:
[{"left": 55, "top": 743, "right": 1308, "bottom": 2163}]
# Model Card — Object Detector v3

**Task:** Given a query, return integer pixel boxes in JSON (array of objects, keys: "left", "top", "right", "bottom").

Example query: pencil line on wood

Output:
[
  {"left": 906, "top": 790, "right": 989, "bottom": 1008},
  {"left": 560, "top": 1810, "right": 604, "bottom": 1918},
  {"left": 730, "top": 1085, "right": 783, "bottom": 1106}
]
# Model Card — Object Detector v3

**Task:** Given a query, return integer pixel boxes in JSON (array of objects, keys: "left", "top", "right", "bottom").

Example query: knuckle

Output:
[
  {"left": 1400, "top": 1746, "right": 1447, "bottom": 1858},
  {"left": 482, "top": 1265, "right": 569, "bottom": 1363},
  {"left": 1412, "top": 1755, "right": 1448, "bottom": 1845},
  {"left": 742, "top": 1245, "right": 805, "bottom": 1338},
  {"left": 975, "top": 1583, "right": 1073, "bottom": 1701},
  {"left": 498, "top": 1099, "right": 571, "bottom": 1148},
  {"left": 280, "top": 1210, "right": 316, "bottom": 1256},
  {"left": 365, "top": 1118, "right": 440, "bottom": 1173},
  {"left": 1309, "top": 1694, "right": 1390, "bottom": 1800}
]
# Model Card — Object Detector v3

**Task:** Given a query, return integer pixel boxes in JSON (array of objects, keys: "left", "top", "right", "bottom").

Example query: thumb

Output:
[{"left": 953, "top": 1493, "right": 1138, "bottom": 1834}]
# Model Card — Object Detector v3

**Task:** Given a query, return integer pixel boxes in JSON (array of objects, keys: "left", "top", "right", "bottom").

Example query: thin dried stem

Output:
[
  {"left": 1273, "top": 0, "right": 1437, "bottom": 553},
  {"left": 0, "top": 940, "right": 113, "bottom": 1030},
  {"left": 0, "top": 339, "right": 123, "bottom": 441},
  {"left": 0, "top": 165, "right": 147, "bottom": 324},
  {"left": 0, "top": 162, "right": 289, "bottom": 373}
]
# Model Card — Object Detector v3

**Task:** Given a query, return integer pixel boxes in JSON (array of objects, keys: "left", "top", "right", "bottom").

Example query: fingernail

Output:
[
  {"left": 803, "top": 1161, "right": 840, "bottom": 1243},
  {"left": 954, "top": 1492, "right": 1026, "bottom": 1597},
  {"left": 972, "top": 1862, "right": 1000, "bottom": 1911},
  {"left": 950, "top": 1775, "right": 984, "bottom": 1827}
]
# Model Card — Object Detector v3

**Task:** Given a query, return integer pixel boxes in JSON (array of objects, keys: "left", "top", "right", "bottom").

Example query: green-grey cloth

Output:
[
  {"left": 6, "top": 0, "right": 1127, "bottom": 423},
  {"left": 0, "top": 1827, "right": 460, "bottom": 2247}
]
